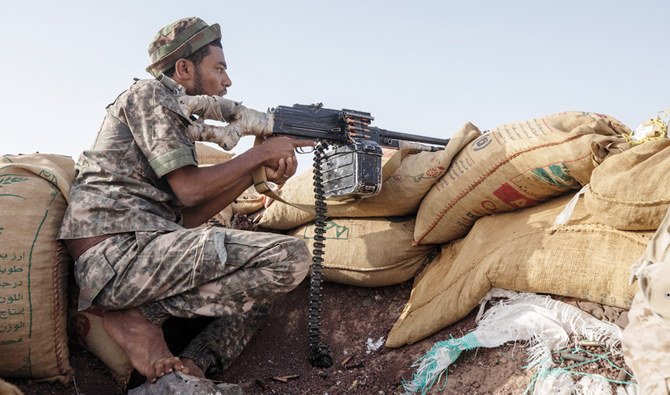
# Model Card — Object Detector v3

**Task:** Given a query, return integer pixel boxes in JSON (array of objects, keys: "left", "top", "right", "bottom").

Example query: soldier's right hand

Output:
[{"left": 257, "top": 137, "right": 315, "bottom": 168}]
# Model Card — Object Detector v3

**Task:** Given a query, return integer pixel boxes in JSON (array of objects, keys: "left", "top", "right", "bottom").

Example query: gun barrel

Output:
[
  {"left": 271, "top": 104, "right": 450, "bottom": 149},
  {"left": 373, "top": 127, "right": 450, "bottom": 147}
]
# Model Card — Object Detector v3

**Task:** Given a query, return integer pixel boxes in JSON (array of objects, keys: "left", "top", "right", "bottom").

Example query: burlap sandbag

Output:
[
  {"left": 0, "top": 154, "right": 75, "bottom": 382},
  {"left": 0, "top": 378, "right": 22, "bottom": 395},
  {"left": 584, "top": 138, "right": 670, "bottom": 230},
  {"left": 258, "top": 123, "right": 481, "bottom": 230},
  {"left": 67, "top": 282, "right": 132, "bottom": 384},
  {"left": 387, "top": 194, "right": 651, "bottom": 348},
  {"left": 231, "top": 186, "right": 266, "bottom": 216},
  {"left": 413, "top": 112, "right": 632, "bottom": 245},
  {"left": 290, "top": 217, "right": 439, "bottom": 287},
  {"left": 194, "top": 141, "right": 234, "bottom": 165}
]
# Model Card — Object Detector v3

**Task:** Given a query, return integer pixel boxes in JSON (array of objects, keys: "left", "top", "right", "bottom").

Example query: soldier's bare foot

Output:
[
  {"left": 103, "top": 308, "right": 185, "bottom": 383},
  {"left": 180, "top": 358, "right": 206, "bottom": 378}
]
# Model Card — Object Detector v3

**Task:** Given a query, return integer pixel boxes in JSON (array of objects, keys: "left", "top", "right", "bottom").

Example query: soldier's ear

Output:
[{"left": 174, "top": 59, "right": 194, "bottom": 81}]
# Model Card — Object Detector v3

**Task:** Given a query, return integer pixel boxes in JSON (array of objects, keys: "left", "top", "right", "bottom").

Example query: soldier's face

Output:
[{"left": 191, "top": 46, "right": 232, "bottom": 97}]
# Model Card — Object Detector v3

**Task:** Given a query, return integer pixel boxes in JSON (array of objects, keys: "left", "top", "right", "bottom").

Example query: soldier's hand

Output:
[
  {"left": 179, "top": 95, "right": 273, "bottom": 138},
  {"left": 265, "top": 156, "right": 298, "bottom": 184},
  {"left": 258, "top": 137, "right": 314, "bottom": 168}
]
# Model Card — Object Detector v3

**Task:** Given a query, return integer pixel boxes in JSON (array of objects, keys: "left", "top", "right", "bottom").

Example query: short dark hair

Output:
[{"left": 163, "top": 39, "right": 222, "bottom": 77}]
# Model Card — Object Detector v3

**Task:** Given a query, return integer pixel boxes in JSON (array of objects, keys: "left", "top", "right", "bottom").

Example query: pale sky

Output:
[{"left": 1, "top": 1, "right": 668, "bottom": 170}]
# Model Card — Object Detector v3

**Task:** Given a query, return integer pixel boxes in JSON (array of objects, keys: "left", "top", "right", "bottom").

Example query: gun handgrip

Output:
[{"left": 251, "top": 137, "right": 316, "bottom": 214}]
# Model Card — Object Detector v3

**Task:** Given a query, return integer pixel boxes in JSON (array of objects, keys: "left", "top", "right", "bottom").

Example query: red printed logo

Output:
[
  {"left": 71, "top": 314, "right": 91, "bottom": 338},
  {"left": 425, "top": 166, "right": 445, "bottom": 178},
  {"left": 480, "top": 200, "right": 497, "bottom": 212},
  {"left": 492, "top": 183, "right": 537, "bottom": 209}
]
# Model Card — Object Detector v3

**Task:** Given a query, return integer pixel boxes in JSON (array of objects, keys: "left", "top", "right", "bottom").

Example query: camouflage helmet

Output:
[{"left": 146, "top": 17, "right": 221, "bottom": 77}]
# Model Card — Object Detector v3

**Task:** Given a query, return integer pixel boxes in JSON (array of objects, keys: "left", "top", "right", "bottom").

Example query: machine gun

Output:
[
  {"left": 263, "top": 103, "right": 450, "bottom": 368},
  {"left": 269, "top": 103, "right": 449, "bottom": 201}
]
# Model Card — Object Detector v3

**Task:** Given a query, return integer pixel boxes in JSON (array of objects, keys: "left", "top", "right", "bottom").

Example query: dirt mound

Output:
[
  {"left": 217, "top": 281, "right": 533, "bottom": 394},
  {"left": 8, "top": 280, "right": 575, "bottom": 394}
]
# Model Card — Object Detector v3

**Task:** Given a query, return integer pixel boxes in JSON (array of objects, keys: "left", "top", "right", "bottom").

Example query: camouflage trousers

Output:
[
  {"left": 622, "top": 292, "right": 670, "bottom": 394},
  {"left": 74, "top": 226, "right": 310, "bottom": 372}
]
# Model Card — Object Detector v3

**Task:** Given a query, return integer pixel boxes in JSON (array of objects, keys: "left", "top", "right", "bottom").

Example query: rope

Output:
[
  {"left": 623, "top": 108, "right": 670, "bottom": 146},
  {"left": 523, "top": 345, "right": 635, "bottom": 394}
]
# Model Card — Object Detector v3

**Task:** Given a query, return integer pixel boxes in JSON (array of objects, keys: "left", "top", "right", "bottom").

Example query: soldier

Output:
[
  {"left": 58, "top": 17, "right": 314, "bottom": 383},
  {"left": 623, "top": 207, "right": 670, "bottom": 393}
]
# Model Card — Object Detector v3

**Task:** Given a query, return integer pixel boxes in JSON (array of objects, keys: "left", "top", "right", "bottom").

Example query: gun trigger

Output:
[{"left": 296, "top": 147, "right": 313, "bottom": 154}]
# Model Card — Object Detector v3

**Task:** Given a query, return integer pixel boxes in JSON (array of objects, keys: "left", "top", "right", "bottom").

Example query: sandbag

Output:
[
  {"left": 210, "top": 186, "right": 265, "bottom": 227},
  {"left": 414, "top": 112, "right": 631, "bottom": 245},
  {"left": 210, "top": 205, "right": 234, "bottom": 227},
  {"left": 584, "top": 138, "right": 670, "bottom": 230},
  {"left": 387, "top": 194, "right": 651, "bottom": 348},
  {"left": 0, "top": 153, "right": 75, "bottom": 382},
  {"left": 0, "top": 378, "right": 22, "bottom": 395},
  {"left": 194, "top": 142, "right": 234, "bottom": 165},
  {"left": 67, "top": 283, "right": 132, "bottom": 384},
  {"left": 290, "top": 217, "right": 439, "bottom": 287},
  {"left": 231, "top": 186, "right": 266, "bottom": 216},
  {"left": 258, "top": 123, "right": 481, "bottom": 230}
]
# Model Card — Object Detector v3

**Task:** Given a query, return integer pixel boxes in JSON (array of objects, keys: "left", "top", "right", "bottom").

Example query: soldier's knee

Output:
[
  {"left": 251, "top": 236, "right": 309, "bottom": 293},
  {"left": 283, "top": 237, "right": 310, "bottom": 286}
]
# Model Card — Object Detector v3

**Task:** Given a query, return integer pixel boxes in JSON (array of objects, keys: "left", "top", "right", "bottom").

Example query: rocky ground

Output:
[{"left": 8, "top": 279, "right": 632, "bottom": 394}]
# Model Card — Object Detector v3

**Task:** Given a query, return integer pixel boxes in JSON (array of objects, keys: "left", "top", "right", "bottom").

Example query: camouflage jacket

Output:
[{"left": 59, "top": 78, "right": 197, "bottom": 239}]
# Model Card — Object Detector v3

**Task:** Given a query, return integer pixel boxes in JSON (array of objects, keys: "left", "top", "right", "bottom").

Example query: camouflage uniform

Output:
[
  {"left": 59, "top": 62, "right": 309, "bottom": 371},
  {"left": 623, "top": 207, "right": 670, "bottom": 394},
  {"left": 622, "top": 292, "right": 670, "bottom": 394}
]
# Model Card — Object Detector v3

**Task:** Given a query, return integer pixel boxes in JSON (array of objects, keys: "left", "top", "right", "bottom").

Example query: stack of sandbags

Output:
[
  {"left": 257, "top": 123, "right": 481, "bottom": 230},
  {"left": 0, "top": 153, "right": 75, "bottom": 383},
  {"left": 387, "top": 194, "right": 652, "bottom": 347},
  {"left": 584, "top": 138, "right": 670, "bottom": 230},
  {"left": 290, "top": 217, "right": 439, "bottom": 287},
  {"left": 413, "top": 111, "right": 632, "bottom": 245},
  {"left": 257, "top": 124, "right": 480, "bottom": 287}
]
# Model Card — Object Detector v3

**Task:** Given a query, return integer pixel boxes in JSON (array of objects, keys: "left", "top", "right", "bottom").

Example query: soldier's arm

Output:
[
  {"left": 165, "top": 137, "right": 309, "bottom": 227},
  {"left": 176, "top": 172, "right": 252, "bottom": 228}
]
